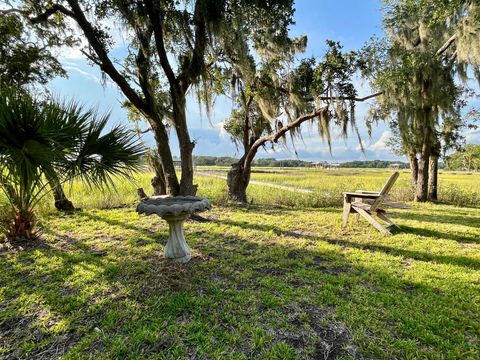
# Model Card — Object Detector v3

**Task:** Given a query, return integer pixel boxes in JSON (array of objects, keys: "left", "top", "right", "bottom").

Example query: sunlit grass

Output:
[{"left": 1, "top": 167, "right": 479, "bottom": 358}]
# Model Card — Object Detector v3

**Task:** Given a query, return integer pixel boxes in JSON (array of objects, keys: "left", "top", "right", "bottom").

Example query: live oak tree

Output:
[
  {"left": 386, "top": 106, "right": 469, "bottom": 199},
  {"left": 218, "top": 38, "right": 374, "bottom": 202},
  {"left": 427, "top": 0, "right": 480, "bottom": 70},
  {"left": 361, "top": 0, "right": 472, "bottom": 202},
  {"left": 5, "top": 0, "right": 295, "bottom": 197}
]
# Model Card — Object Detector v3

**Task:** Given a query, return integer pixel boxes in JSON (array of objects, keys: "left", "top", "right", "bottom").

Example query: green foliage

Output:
[
  {"left": 446, "top": 144, "right": 480, "bottom": 171},
  {"left": 252, "top": 158, "right": 312, "bottom": 167},
  {"left": 362, "top": 1, "right": 468, "bottom": 165},
  {"left": 0, "top": 86, "right": 145, "bottom": 241},
  {"left": 220, "top": 39, "right": 363, "bottom": 158},
  {"left": 0, "top": 12, "right": 67, "bottom": 87},
  {"left": 194, "top": 156, "right": 239, "bottom": 166},
  {"left": 420, "top": 0, "right": 480, "bottom": 72},
  {"left": 193, "top": 156, "right": 313, "bottom": 167}
]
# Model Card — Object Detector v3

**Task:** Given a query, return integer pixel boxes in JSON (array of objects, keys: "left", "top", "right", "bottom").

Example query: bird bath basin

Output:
[{"left": 136, "top": 196, "right": 211, "bottom": 263}]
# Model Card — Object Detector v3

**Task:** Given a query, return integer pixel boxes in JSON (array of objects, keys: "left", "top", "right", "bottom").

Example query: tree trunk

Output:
[
  {"left": 227, "top": 157, "right": 250, "bottom": 203},
  {"left": 415, "top": 121, "right": 432, "bottom": 202},
  {"left": 46, "top": 172, "right": 75, "bottom": 211},
  {"left": 7, "top": 208, "right": 36, "bottom": 241},
  {"left": 172, "top": 90, "right": 197, "bottom": 196},
  {"left": 151, "top": 174, "right": 167, "bottom": 196},
  {"left": 151, "top": 122, "right": 180, "bottom": 195},
  {"left": 415, "top": 154, "right": 429, "bottom": 202},
  {"left": 148, "top": 149, "right": 167, "bottom": 195},
  {"left": 227, "top": 142, "right": 259, "bottom": 203},
  {"left": 414, "top": 104, "right": 434, "bottom": 202},
  {"left": 407, "top": 153, "right": 418, "bottom": 189},
  {"left": 428, "top": 155, "right": 438, "bottom": 201}
]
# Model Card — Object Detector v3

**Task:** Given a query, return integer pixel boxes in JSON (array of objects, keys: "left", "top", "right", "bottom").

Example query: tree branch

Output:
[
  {"left": 179, "top": 0, "right": 208, "bottom": 93},
  {"left": 318, "top": 91, "right": 384, "bottom": 102},
  {"left": 257, "top": 76, "right": 382, "bottom": 102},
  {"left": 244, "top": 107, "right": 327, "bottom": 168},
  {"left": 0, "top": 8, "right": 27, "bottom": 16},
  {"left": 144, "top": 0, "right": 178, "bottom": 88},
  {"left": 436, "top": 34, "right": 457, "bottom": 57},
  {"left": 30, "top": 4, "right": 74, "bottom": 24},
  {"left": 62, "top": 0, "right": 148, "bottom": 115}
]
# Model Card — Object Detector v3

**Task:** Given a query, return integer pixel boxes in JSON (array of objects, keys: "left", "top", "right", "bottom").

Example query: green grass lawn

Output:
[{"left": 1, "top": 169, "right": 479, "bottom": 359}]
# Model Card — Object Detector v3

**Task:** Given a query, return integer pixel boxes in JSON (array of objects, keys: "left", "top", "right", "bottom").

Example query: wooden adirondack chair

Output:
[{"left": 342, "top": 172, "right": 400, "bottom": 235}]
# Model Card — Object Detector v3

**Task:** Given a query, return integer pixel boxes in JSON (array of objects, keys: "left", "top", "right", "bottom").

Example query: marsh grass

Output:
[
  {"left": 2, "top": 168, "right": 477, "bottom": 213},
  {"left": 198, "top": 167, "right": 480, "bottom": 208}
]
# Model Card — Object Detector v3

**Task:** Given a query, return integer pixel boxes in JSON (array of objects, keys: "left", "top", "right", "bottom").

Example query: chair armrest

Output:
[
  {"left": 355, "top": 190, "right": 380, "bottom": 194},
  {"left": 343, "top": 192, "right": 380, "bottom": 199}
]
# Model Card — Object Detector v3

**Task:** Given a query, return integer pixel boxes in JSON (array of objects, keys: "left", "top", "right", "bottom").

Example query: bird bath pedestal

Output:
[{"left": 136, "top": 196, "right": 211, "bottom": 263}]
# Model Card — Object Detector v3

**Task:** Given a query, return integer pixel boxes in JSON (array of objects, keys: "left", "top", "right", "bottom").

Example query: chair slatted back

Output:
[{"left": 370, "top": 172, "right": 399, "bottom": 212}]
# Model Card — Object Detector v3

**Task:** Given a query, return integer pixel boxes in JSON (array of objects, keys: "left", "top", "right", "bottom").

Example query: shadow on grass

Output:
[
  {"left": 76, "top": 210, "right": 165, "bottom": 242},
  {"left": 71, "top": 209, "right": 480, "bottom": 270},
  {"left": 400, "top": 224, "right": 480, "bottom": 245},
  {"left": 398, "top": 211, "right": 480, "bottom": 231},
  {"left": 322, "top": 236, "right": 480, "bottom": 270},
  {"left": 214, "top": 218, "right": 480, "bottom": 270},
  {"left": 2, "top": 207, "right": 478, "bottom": 359}
]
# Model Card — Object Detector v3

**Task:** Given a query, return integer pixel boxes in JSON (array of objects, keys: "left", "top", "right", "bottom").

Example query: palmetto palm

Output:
[{"left": 0, "top": 86, "right": 145, "bottom": 241}]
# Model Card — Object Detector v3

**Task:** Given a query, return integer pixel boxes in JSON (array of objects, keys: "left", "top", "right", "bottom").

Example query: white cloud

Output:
[
  {"left": 368, "top": 130, "right": 392, "bottom": 151},
  {"left": 63, "top": 65, "right": 101, "bottom": 84},
  {"left": 466, "top": 127, "right": 480, "bottom": 143}
]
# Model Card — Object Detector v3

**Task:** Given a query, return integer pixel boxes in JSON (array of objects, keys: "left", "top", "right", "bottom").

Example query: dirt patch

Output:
[
  {"left": 402, "top": 257, "right": 414, "bottom": 270},
  {"left": 301, "top": 304, "right": 360, "bottom": 359},
  {"left": 403, "top": 283, "right": 421, "bottom": 292},
  {"left": 0, "top": 306, "right": 80, "bottom": 360},
  {"left": 267, "top": 304, "right": 361, "bottom": 359},
  {"left": 316, "top": 264, "right": 350, "bottom": 276},
  {"left": 239, "top": 242, "right": 260, "bottom": 255},
  {"left": 0, "top": 237, "right": 52, "bottom": 253},
  {"left": 134, "top": 239, "right": 149, "bottom": 246},
  {"left": 138, "top": 335, "right": 176, "bottom": 354},
  {"left": 286, "top": 250, "right": 303, "bottom": 260},
  {"left": 287, "top": 278, "right": 309, "bottom": 287},
  {"left": 24, "top": 331, "right": 80, "bottom": 360}
]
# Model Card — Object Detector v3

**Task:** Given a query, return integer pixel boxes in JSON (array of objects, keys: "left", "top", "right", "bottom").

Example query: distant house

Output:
[
  {"left": 309, "top": 162, "right": 340, "bottom": 169},
  {"left": 388, "top": 163, "right": 402, "bottom": 170},
  {"left": 328, "top": 163, "right": 341, "bottom": 170}
]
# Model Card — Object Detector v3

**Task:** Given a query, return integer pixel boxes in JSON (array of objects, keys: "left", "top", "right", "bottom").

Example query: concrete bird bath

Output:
[{"left": 136, "top": 196, "right": 211, "bottom": 263}]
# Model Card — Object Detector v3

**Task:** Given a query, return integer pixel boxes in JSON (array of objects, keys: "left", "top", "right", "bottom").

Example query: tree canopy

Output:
[
  {"left": 3, "top": 0, "right": 297, "bottom": 197},
  {"left": 0, "top": 11, "right": 66, "bottom": 87},
  {"left": 359, "top": 0, "right": 476, "bottom": 201}
]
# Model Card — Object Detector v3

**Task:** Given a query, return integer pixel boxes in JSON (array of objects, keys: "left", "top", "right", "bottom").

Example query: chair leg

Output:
[
  {"left": 377, "top": 212, "right": 399, "bottom": 229},
  {"left": 355, "top": 208, "right": 392, "bottom": 235},
  {"left": 342, "top": 201, "right": 351, "bottom": 229}
]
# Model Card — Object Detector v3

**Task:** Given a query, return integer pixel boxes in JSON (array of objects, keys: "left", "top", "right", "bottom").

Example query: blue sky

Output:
[{"left": 48, "top": 0, "right": 479, "bottom": 162}]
